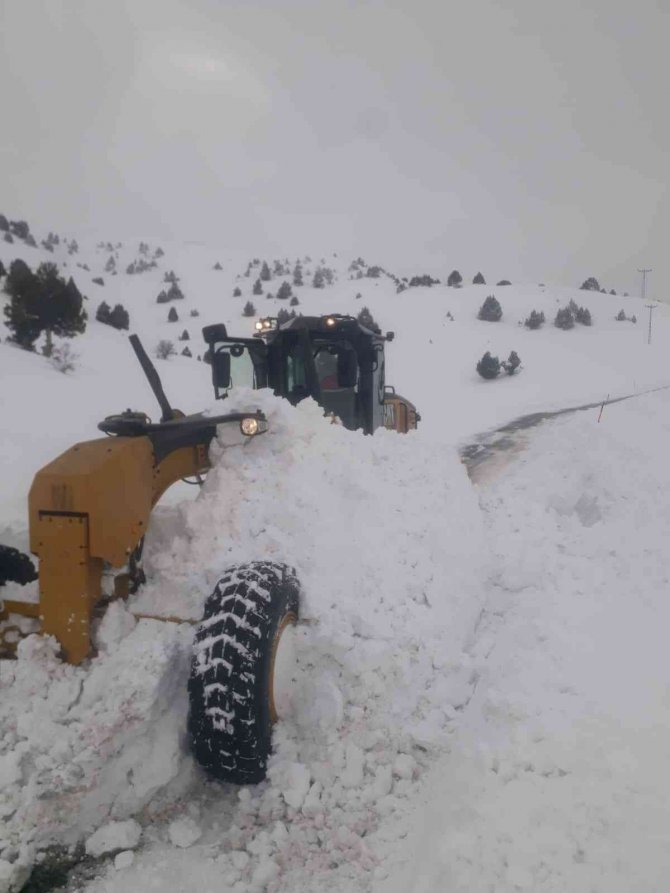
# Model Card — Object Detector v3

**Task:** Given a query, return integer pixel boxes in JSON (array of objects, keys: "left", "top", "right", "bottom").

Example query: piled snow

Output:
[
  {"left": 85, "top": 820, "right": 141, "bottom": 858},
  {"left": 0, "top": 388, "right": 484, "bottom": 891}
]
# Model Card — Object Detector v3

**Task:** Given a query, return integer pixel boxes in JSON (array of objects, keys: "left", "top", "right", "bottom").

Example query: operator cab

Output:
[{"left": 202, "top": 314, "right": 418, "bottom": 435}]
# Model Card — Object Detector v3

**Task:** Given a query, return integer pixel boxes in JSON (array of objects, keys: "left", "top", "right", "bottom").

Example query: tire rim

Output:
[{"left": 269, "top": 611, "right": 298, "bottom": 723}]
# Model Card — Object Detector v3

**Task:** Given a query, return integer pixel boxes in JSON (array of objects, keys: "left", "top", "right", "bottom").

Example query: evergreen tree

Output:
[
  {"left": 96, "top": 301, "right": 112, "bottom": 324},
  {"left": 580, "top": 277, "right": 600, "bottom": 291},
  {"left": 181, "top": 346, "right": 192, "bottom": 357},
  {"left": 253, "top": 278, "right": 263, "bottom": 295},
  {"left": 312, "top": 268, "right": 325, "bottom": 288},
  {"left": 260, "top": 261, "right": 271, "bottom": 281},
  {"left": 233, "top": 287, "right": 242, "bottom": 297},
  {"left": 447, "top": 270, "right": 463, "bottom": 287},
  {"left": 109, "top": 304, "right": 130, "bottom": 330},
  {"left": 290, "top": 295, "right": 300, "bottom": 306},
  {"left": 276, "top": 281, "right": 292, "bottom": 301},
  {"left": 554, "top": 307, "right": 575, "bottom": 329},
  {"left": 476, "top": 352, "right": 500, "bottom": 380},
  {"left": 3, "top": 261, "right": 87, "bottom": 351},
  {"left": 0, "top": 213, "right": 8, "bottom": 231},
  {"left": 473, "top": 272, "right": 486, "bottom": 284},
  {"left": 213, "top": 262, "right": 223, "bottom": 270},
  {"left": 575, "top": 306, "right": 592, "bottom": 326},
  {"left": 293, "top": 264, "right": 303, "bottom": 287},
  {"left": 477, "top": 295, "right": 502, "bottom": 322},
  {"left": 243, "top": 301, "right": 256, "bottom": 317},
  {"left": 0, "top": 259, "right": 6, "bottom": 277},
  {"left": 179, "top": 329, "right": 190, "bottom": 341},
  {"left": 524, "top": 309, "right": 545, "bottom": 329},
  {"left": 168, "top": 306, "right": 179, "bottom": 322},
  {"left": 616, "top": 309, "right": 626, "bottom": 321}
]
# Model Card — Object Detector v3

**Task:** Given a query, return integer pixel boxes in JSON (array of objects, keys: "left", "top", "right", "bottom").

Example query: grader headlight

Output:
[{"left": 240, "top": 417, "right": 267, "bottom": 436}]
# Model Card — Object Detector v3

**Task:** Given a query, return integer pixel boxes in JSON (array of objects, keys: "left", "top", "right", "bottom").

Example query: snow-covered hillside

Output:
[{"left": 2, "top": 223, "right": 670, "bottom": 892}]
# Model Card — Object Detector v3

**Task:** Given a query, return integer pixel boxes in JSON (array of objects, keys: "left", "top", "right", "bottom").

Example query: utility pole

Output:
[
  {"left": 645, "top": 303, "right": 655, "bottom": 345},
  {"left": 638, "top": 268, "right": 652, "bottom": 301}
]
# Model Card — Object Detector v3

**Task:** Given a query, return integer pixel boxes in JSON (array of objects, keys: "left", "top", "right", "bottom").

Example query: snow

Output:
[
  {"left": 85, "top": 821, "right": 141, "bottom": 858},
  {"left": 2, "top": 231, "right": 670, "bottom": 891}
]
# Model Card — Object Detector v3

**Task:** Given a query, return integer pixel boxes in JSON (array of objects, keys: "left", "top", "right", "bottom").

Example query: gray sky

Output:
[{"left": 1, "top": 0, "right": 668, "bottom": 296}]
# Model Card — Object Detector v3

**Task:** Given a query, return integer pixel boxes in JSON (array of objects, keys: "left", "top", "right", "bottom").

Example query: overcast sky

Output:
[{"left": 1, "top": 0, "right": 667, "bottom": 296}]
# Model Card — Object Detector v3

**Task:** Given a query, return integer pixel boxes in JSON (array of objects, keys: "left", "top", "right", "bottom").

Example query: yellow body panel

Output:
[
  {"left": 12, "top": 434, "right": 213, "bottom": 664},
  {"left": 29, "top": 437, "right": 153, "bottom": 565}
]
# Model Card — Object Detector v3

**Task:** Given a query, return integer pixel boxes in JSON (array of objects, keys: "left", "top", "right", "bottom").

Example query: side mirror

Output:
[
  {"left": 202, "top": 323, "right": 228, "bottom": 345},
  {"left": 211, "top": 348, "right": 231, "bottom": 389},
  {"left": 337, "top": 350, "right": 358, "bottom": 388},
  {"left": 385, "top": 331, "right": 395, "bottom": 341}
]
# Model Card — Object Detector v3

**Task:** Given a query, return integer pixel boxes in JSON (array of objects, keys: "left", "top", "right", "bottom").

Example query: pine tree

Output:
[
  {"left": 0, "top": 259, "right": 6, "bottom": 277},
  {"left": 290, "top": 295, "right": 300, "bottom": 306},
  {"left": 253, "top": 278, "right": 263, "bottom": 295},
  {"left": 96, "top": 301, "right": 112, "bottom": 324},
  {"left": 554, "top": 307, "right": 575, "bottom": 330},
  {"left": 476, "top": 352, "right": 500, "bottom": 379},
  {"left": 616, "top": 309, "right": 626, "bottom": 321},
  {"left": 312, "top": 268, "right": 325, "bottom": 288},
  {"left": 109, "top": 304, "right": 130, "bottom": 330},
  {"left": 473, "top": 272, "right": 486, "bottom": 284},
  {"left": 524, "top": 310, "right": 545, "bottom": 329},
  {"left": 181, "top": 346, "right": 192, "bottom": 357},
  {"left": 293, "top": 264, "right": 303, "bottom": 287},
  {"left": 447, "top": 270, "right": 463, "bottom": 287},
  {"left": 233, "top": 287, "right": 242, "bottom": 297},
  {"left": 260, "top": 261, "right": 271, "bottom": 282},
  {"left": 168, "top": 306, "right": 179, "bottom": 322},
  {"left": 276, "top": 281, "right": 292, "bottom": 301},
  {"left": 477, "top": 295, "right": 502, "bottom": 321},
  {"left": 4, "top": 261, "right": 87, "bottom": 351},
  {"left": 179, "top": 329, "right": 190, "bottom": 341},
  {"left": 243, "top": 301, "right": 256, "bottom": 317}
]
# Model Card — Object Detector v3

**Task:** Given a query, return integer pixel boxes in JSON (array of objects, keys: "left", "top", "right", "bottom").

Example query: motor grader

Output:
[{"left": 0, "top": 314, "right": 418, "bottom": 784}]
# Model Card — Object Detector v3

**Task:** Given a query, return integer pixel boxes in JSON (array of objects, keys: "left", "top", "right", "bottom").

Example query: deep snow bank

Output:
[
  {"left": 1, "top": 390, "right": 485, "bottom": 891},
  {"left": 381, "top": 391, "right": 670, "bottom": 893}
]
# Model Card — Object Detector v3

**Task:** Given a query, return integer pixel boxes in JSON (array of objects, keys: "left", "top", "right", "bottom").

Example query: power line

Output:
[{"left": 637, "top": 268, "right": 652, "bottom": 301}]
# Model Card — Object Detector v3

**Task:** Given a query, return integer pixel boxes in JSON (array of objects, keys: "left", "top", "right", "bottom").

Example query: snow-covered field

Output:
[{"left": 2, "top": 228, "right": 670, "bottom": 892}]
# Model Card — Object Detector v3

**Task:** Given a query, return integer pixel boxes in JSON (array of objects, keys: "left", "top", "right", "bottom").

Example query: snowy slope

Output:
[{"left": 2, "top": 224, "right": 670, "bottom": 892}]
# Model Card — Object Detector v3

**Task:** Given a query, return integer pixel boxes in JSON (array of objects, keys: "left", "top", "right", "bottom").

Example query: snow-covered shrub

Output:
[
  {"left": 156, "top": 340, "right": 176, "bottom": 359},
  {"left": 478, "top": 295, "right": 502, "bottom": 322},
  {"left": 496, "top": 279, "right": 511, "bottom": 286},
  {"left": 50, "top": 342, "right": 77, "bottom": 373},
  {"left": 501, "top": 350, "right": 521, "bottom": 375}
]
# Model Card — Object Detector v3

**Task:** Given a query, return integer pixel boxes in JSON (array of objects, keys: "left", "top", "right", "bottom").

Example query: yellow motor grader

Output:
[{"left": 0, "top": 314, "right": 418, "bottom": 784}]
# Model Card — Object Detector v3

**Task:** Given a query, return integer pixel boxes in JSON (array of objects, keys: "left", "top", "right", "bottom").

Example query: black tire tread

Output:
[{"left": 188, "top": 561, "right": 300, "bottom": 784}]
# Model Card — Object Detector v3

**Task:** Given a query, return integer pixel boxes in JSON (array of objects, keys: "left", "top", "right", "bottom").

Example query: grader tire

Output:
[{"left": 188, "top": 561, "right": 300, "bottom": 784}]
